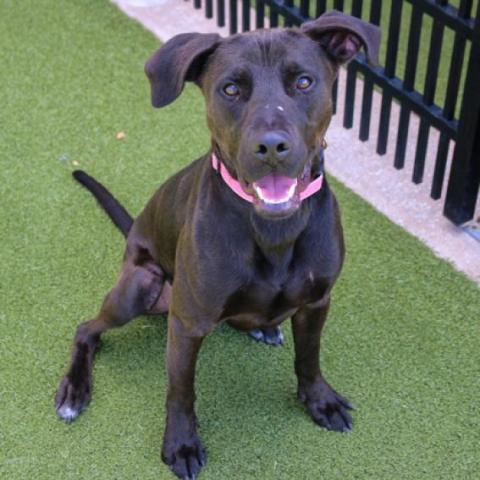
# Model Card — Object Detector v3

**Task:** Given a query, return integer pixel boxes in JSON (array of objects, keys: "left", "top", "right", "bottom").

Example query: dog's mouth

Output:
[{"left": 242, "top": 164, "right": 313, "bottom": 217}]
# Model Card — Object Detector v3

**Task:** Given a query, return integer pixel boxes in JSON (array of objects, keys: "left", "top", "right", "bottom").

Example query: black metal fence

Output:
[{"left": 190, "top": 0, "right": 480, "bottom": 225}]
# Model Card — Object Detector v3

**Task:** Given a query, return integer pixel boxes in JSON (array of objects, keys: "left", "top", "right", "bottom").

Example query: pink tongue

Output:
[{"left": 253, "top": 173, "right": 297, "bottom": 201}]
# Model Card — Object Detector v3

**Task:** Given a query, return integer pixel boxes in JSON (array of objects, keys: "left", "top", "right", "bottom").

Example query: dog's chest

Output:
[{"left": 222, "top": 258, "right": 330, "bottom": 324}]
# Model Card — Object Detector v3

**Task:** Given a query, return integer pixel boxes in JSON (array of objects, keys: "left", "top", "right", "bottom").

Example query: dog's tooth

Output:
[
  {"left": 253, "top": 181, "right": 297, "bottom": 205},
  {"left": 253, "top": 185, "right": 265, "bottom": 201},
  {"left": 287, "top": 182, "right": 297, "bottom": 197}
]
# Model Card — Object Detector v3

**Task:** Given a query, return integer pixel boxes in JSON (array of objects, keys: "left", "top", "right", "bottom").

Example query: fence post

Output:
[{"left": 443, "top": 5, "right": 480, "bottom": 225}]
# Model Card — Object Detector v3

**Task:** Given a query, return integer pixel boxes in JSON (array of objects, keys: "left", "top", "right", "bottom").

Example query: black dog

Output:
[{"left": 55, "top": 11, "right": 380, "bottom": 479}]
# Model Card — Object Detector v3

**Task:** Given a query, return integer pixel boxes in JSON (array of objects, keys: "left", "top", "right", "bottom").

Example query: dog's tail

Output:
[{"left": 72, "top": 170, "right": 133, "bottom": 237}]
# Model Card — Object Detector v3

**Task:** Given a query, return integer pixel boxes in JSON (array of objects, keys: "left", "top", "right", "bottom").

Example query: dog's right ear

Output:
[{"left": 145, "top": 33, "right": 222, "bottom": 108}]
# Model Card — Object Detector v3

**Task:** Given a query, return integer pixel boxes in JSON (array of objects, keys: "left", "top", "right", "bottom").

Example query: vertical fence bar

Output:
[
  {"left": 269, "top": 3, "right": 279, "bottom": 28},
  {"left": 217, "top": 0, "right": 226, "bottom": 27},
  {"left": 343, "top": 63, "right": 358, "bottom": 128},
  {"left": 444, "top": 3, "right": 480, "bottom": 224},
  {"left": 332, "top": 78, "right": 339, "bottom": 114},
  {"left": 256, "top": 0, "right": 265, "bottom": 29},
  {"left": 301, "top": 0, "right": 310, "bottom": 19},
  {"left": 343, "top": 0, "right": 363, "bottom": 128},
  {"left": 431, "top": 136, "right": 451, "bottom": 198},
  {"left": 393, "top": 5, "right": 423, "bottom": 169},
  {"left": 331, "top": 0, "right": 345, "bottom": 114},
  {"left": 315, "top": 0, "right": 326, "bottom": 18},
  {"left": 206, "top": 0, "right": 213, "bottom": 18},
  {"left": 194, "top": 0, "right": 201, "bottom": 9},
  {"left": 230, "top": 0, "right": 238, "bottom": 34},
  {"left": 350, "top": 0, "right": 362, "bottom": 16},
  {"left": 431, "top": 0, "right": 471, "bottom": 198},
  {"left": 368, "top": 0, "right": 382, "bottom": 25},
  {"left": 377, "top": 0, "right": 403, "bottom": 155},
  {"left": 359, "top": 0, "right": 382, "bottom": 141},
  {"left": 242, "top": 0, "right": 251, "bottom": 31},
  {"left": 284, "top": 0, "right": 294, "bottom": 27},
  {"left": 333, "top": 0, "right": 344, "bottom": 11},
  {"left": 456, "top": 0, "right": 473, "bottom": 19},
  {"left": 412, "top": 2, "right": 446, "bottom": 184}
]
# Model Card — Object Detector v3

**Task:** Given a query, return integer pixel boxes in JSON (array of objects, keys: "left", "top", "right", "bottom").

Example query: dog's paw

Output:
[
  {"left": 248, "top": 326, "right": 284, "bottom": 346},
  {"left": 162, "top": 431, "right": 207, "bottom": 480},
  {"left": 298, "top": 380, "right": 354, "bottom": 433},
  {"left": 55, "top": 374, "right": 91, "bottom": 422}
]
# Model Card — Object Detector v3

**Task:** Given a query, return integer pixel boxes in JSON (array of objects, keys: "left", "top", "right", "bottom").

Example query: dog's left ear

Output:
[
  {"left": 301, "top": 10, "right": 381, "bottom": 66},
  {"left": 145, "top": 32, "right": 222, "bottom": 108}
]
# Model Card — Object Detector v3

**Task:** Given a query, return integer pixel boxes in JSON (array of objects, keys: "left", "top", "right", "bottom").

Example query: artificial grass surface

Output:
[{"left": 1, "top": 1, "right": 479, "bottom": 479}]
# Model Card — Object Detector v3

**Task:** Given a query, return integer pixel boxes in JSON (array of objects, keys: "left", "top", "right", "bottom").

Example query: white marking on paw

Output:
[
  {"left": 265, "top": 329, "right": 284, "bottom": 345},
  {"left": 57, "top": 405, "right": 79, "bottom": 421},
  {"left": 248, "top": 329, "right": 265, "bottom": 342}
]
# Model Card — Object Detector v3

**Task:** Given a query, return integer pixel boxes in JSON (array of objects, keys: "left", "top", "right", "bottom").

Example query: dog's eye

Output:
[
  {"left": 223, "top": 83, "right": 240, "bottom": 97},
  {"left": 296, "top": 75, "right": 313, "bottom": 91}
]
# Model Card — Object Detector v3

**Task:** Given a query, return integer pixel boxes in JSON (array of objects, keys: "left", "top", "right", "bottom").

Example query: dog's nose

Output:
[{"left": 253, "top": 131, "right": 291, "bottom": 162}]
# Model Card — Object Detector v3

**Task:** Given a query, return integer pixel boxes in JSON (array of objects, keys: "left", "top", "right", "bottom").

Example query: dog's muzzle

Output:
[{"left": 211, "top": 151, "right": 325, "bottom": 215}]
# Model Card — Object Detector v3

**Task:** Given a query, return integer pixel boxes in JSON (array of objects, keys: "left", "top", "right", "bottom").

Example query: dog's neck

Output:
[
  {"left": 250, "top": 202, "right": 310, "bottom": 248},
  {"left": 249, "top": 203, "right": 311, "bottom": 271},
  {"left": 210, "top": 147, "right": 322, "bottom": 263}
]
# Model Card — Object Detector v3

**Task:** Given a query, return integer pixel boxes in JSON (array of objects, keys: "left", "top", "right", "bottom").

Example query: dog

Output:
[{"left": 55, "top": 10, "right": 380, "bottom": 479}]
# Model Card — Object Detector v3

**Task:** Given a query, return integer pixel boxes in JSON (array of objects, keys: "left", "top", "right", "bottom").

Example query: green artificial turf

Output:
[{"left": 1, "top": 1, "right": 479, "bottom": 479}]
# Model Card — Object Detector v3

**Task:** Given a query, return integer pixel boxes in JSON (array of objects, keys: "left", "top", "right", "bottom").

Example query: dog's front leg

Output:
[
  {"left": 162, "top": 313, "right": 207, "bottom": 479},
  {"left": 292, "top": 297, "right": 354, "bottom": 433}
]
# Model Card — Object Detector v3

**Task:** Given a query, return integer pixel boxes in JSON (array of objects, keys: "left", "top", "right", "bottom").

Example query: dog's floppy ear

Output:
[
  {"left": 301, "top": 10, "right": 381, "bottom": 66},
  {"left": 145, "top": 32, "right": 221, "bottom": 108}
]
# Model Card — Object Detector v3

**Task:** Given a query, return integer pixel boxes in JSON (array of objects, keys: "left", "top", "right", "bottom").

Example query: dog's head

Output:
[{"left": 145, "top": 11, "right": 380, "bottom": 217}]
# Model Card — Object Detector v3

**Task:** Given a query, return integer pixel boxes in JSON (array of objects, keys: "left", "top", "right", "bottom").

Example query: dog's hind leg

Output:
[{"left": 55, "top": 257, "right": 166, "bottom": 422}]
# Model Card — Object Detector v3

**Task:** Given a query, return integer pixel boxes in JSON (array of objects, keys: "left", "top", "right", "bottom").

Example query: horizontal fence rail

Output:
[{"left": 191, "top": 0, "right": 480, "bottom": 225}]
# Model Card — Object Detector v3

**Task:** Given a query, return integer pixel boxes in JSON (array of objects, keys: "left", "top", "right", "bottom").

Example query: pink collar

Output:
[{"left": 211, "top": 152, "right": 323, "bottom": 203}]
